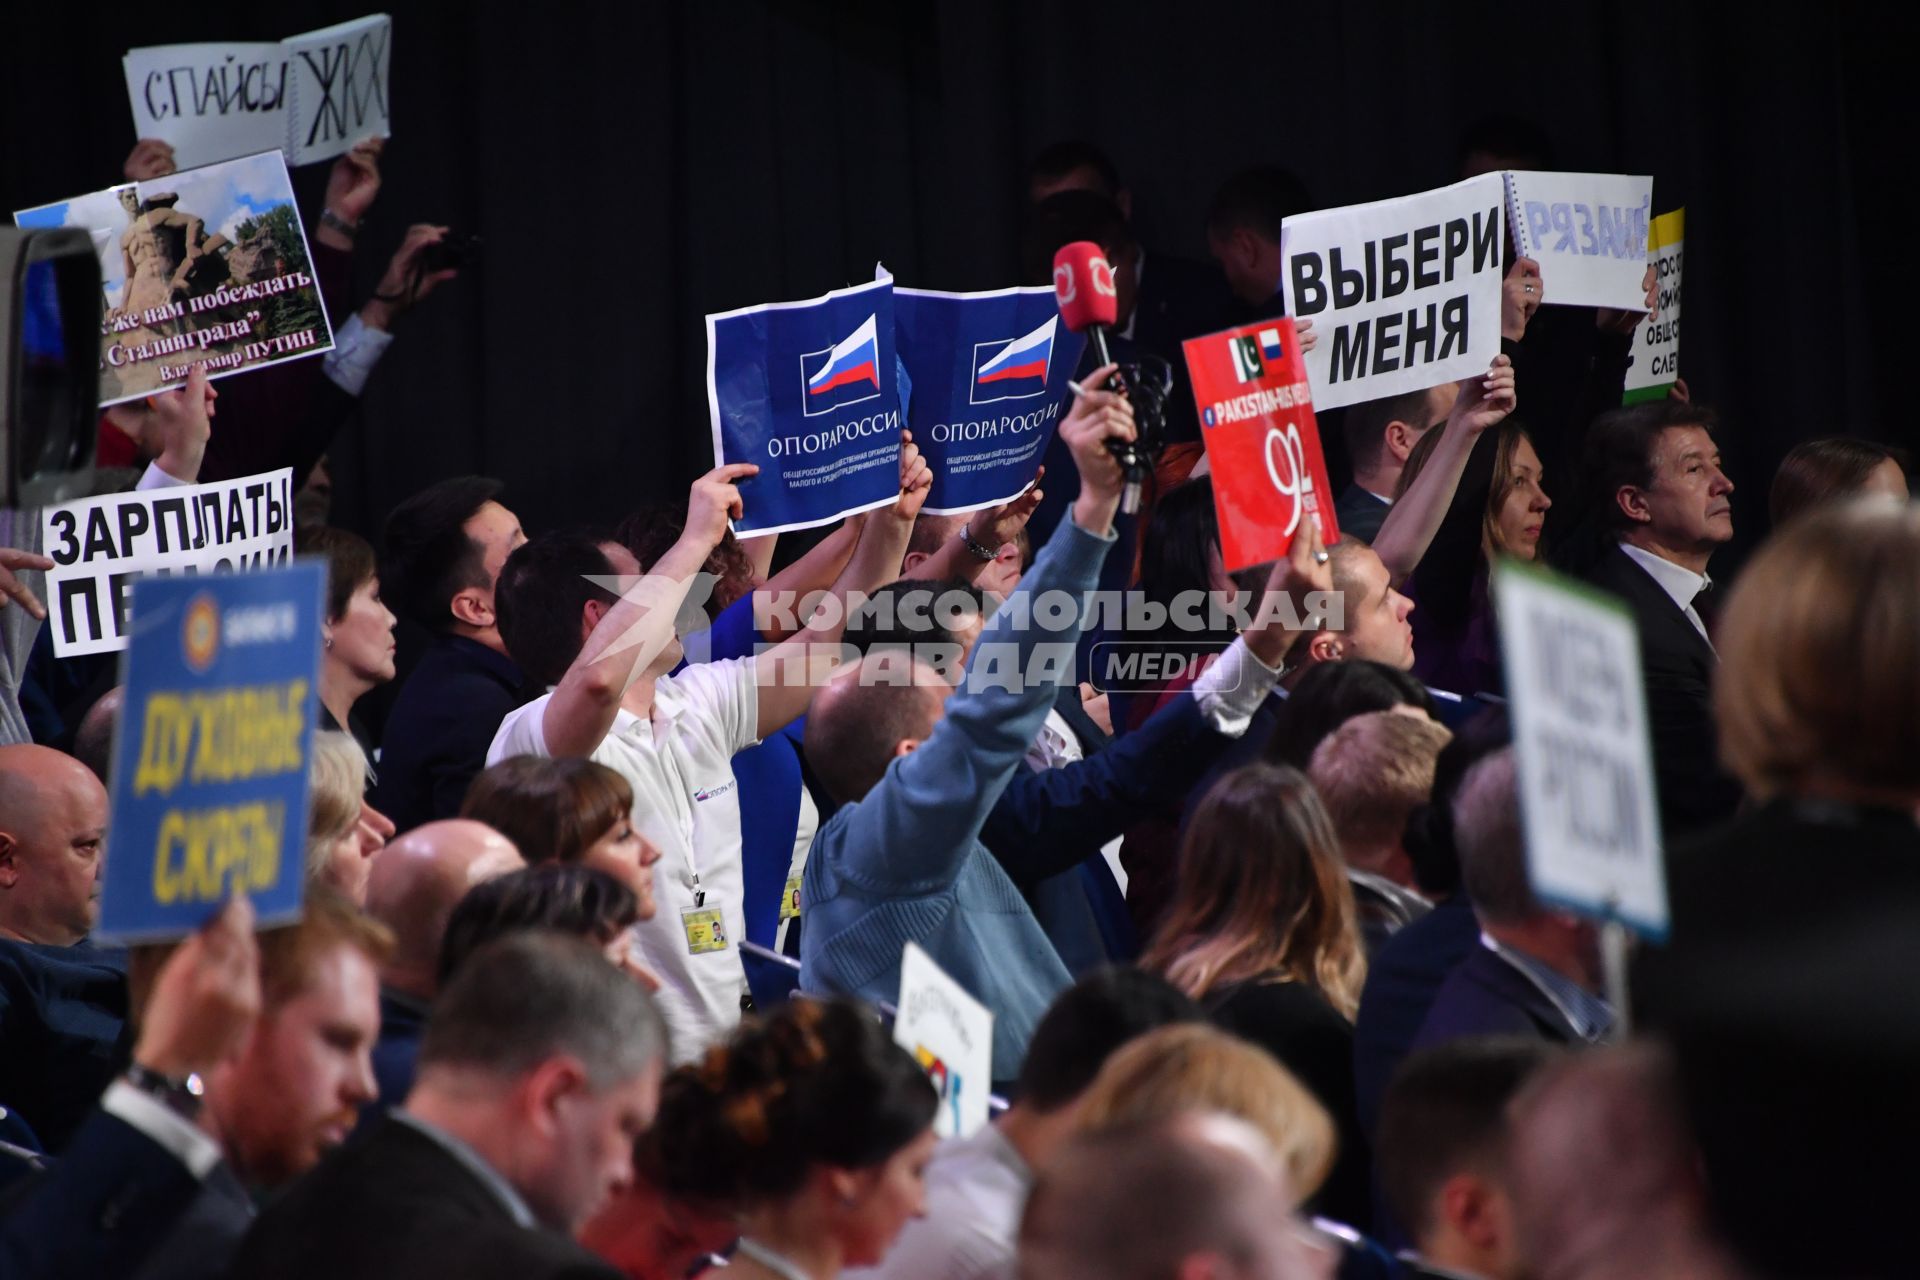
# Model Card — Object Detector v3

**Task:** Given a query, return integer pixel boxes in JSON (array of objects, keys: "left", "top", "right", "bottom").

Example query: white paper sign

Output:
[
  {"left": 1278, "top": 173, "right": 1506, "bottom": 411},
  {"left": 41, "top": 470, "right": 298, "bottom": 657},
  {"left": 1504, "top": 170, "right": 1654, "bottom": 311},
  {"left": 895, "top": 942, "right": 993, "bottom": 1139},
  {"left": 124, "top": 15, "right": 391, "bottom": 169},
  {"left": 1623, "top": 208, "right": 1683, "bottom": 402},
  {"left": 1493, "top": 560, "right": 1668, "bottom": 939}
]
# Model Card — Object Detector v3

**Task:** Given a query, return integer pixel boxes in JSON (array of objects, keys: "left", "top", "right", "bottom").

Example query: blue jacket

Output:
[
  {"left": 0, "top": 940, "right": 128, "bottom": 1153},
  {"left": 801, "top": 516, "right": 1113, "bottom": 1080},
  {"left": 0, "top": 1107, "right": 202, "bottom": 1280}
]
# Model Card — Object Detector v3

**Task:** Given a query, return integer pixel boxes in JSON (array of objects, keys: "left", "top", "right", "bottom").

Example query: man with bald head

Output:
[
  {"left": 1019, "top": 1112, "right": 1332, "bottom": 1280},
  {"left": 0, "top": 743, "right": 126, "bottom": 1151},
  {"left": 363, "top": 819, "right": 524, "bottom": 1110},
  {"left": 801, "top": 371, "right": 1138, "bottom": 1081}
]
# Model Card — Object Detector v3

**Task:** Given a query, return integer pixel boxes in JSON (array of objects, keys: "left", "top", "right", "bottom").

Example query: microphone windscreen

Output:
[{"left": 1052, "top": 240, "right": 1119, "bottom": 332}]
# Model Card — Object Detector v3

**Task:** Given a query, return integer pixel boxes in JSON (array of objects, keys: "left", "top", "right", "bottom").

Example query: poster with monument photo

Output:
[{"left": 13, "top": 150, "right": 335, "bottom": 407}]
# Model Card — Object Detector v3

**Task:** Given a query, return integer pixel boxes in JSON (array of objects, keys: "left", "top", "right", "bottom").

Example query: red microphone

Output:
[{"left": 1052, "top": 241, "right": 1146, "bottom": 512}]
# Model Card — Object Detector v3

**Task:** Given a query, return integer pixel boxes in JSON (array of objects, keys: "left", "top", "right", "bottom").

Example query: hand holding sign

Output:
[
  {"left": 131, "top": 896, "right": 262, "bottom": 1080},
  {"left": 887, "top": 431, "right": 934, "bottom": 523},
  {"left": 683, "top": 463, "right": 760, "bottom": 556},
  {"left": 318, "top": 137, "right": 383, "bottom": 245},
  {"left": 1448, "top": 352, "right": 1517, "bottom": 436},
  {"left": 967, "top": 466, "right": 1045, "bottom": 550},
  {"left": 0, "top": 547, "right": 54, "bottom": 618},
  {"left": 1503, "top": 257, "right": 1543, "bottom": 341},
  {"left": 124, "top": 139, "right": 179, "bottom": 182},
  {"left": 151, "top": 364, "right": 218, "bottom": 483},
  {"left": 1242, "top": 516, "right": 1335, "bottom": 668}
]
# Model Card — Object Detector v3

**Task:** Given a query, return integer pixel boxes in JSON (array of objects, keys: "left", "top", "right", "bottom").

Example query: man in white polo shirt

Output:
[{"left": 487, "top": 443, "right": 927, "bottom": 1062}]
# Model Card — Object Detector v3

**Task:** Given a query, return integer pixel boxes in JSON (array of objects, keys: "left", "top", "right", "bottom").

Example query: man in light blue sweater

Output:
[{"left": 799, "top": 365, "right": 1138, "bottom": 1080}]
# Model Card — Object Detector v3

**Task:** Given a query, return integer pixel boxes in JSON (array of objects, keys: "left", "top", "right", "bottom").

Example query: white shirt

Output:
[
  {"left": 847, "top": 1123, "right": 1032, "bottom": 1280},
  {"left": 488, "top": 658, "right": 760, "bottom": 1064},
  {"left": 1619, "top": 542, "right": 1714, "bottom": 646}
]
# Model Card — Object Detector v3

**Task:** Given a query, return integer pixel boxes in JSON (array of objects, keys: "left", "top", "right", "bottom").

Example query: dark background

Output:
[{"left": 5, "top": 0, "right": 1913, "bottom": 561}]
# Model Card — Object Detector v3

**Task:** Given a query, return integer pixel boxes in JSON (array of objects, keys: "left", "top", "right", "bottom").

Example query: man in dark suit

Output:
[
  {"left": 231, "top": 932, "right": 666, "bottom": 1280},
  {"left": 1333, "top": 385, "right": 1457, "bottom": 544},
  {"left": 1564, "top": 403, "right": 1743, "bottom": 835},
  {"left": 1412, "top": 751, "right": 1612, "bottom": 1054},
  {"left": 0, "top": 744, "right": 127, "bottom": 1154},
  {"left": 371, "top": 476, "right": 529, "bottom": 831},
  {"left": 361, "top": 820, "right": 524, "bottom": 1115},
  {"left": 0, "top": 897, "right": 258, "bottom": 1280},
  {"left": 128, "top": 889, "right": 390, "bottom": 1280},
  {"left": 1374, "top": 1039, "right": 1559, "bottom": 1275}
]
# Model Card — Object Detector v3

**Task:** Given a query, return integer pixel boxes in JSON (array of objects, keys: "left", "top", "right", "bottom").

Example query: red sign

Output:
[{"left": 1182, "top": 321, "right": 1339, "bottom": 572}]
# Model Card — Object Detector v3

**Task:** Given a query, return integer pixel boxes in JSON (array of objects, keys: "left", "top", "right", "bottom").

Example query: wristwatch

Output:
[
  {"left": 958, "top": 525, "right": 997, "bottom": 563},
  {"left": 319, "top": 207, "right": 360, "bottom": 237},
  {"left": 124, "top": 1062, "right": 206, "bottom": 1121}
]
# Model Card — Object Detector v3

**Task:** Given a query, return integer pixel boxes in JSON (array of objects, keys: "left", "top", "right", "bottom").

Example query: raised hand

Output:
[
  {"left": 1447, "top": 353, "right": 1517, "bottom": 436},
  {"left": 124, "top": 139, "right": 177, "bottom": 182},
  {"left": 1503, "top": 256, "right": 1543, "bottom": 341},
  {"left": 132, "top": 897, "right": 262, "bottom": 1080},
  {"left": 889, "top": 430, "right": 933, "bottom": 522},
  {"left": 682, "top": 463, "right": 760, "bottom": 554}
]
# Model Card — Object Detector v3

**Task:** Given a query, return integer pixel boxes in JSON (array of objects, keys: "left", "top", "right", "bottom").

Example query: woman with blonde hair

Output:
[
  {"left": 1075, "top": 1022, "right": 1337, "bottom": 1208},
  {"left": 303, "top": 730, "right": 392, "bottom": 906},
  {"left": 1636, "top": 497, "right": 1920, "bottom": 1276},
  {"left": 1143, "top": 762, "right": 1371, "bottom": 1223}
]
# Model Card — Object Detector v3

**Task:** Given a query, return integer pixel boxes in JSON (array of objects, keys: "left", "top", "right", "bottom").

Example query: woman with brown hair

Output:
[
  {"left": 1370, "top": 367, "right": 1540, "bottom": 695},
  {"left": 461, "top": 755, "right": 663, "bottom": 920},
  {"left": 304, "top": 525, "right": 396, "bottom": 756},
  {"left": 635, "top": 997, "right": 939, "bottom": 1280},
  {"left": 1143, "top": 762, "right": 1371, "bottom": 1224},
  {"left": 1767, "top": 437, "right": 1909, "bottom": 528}
]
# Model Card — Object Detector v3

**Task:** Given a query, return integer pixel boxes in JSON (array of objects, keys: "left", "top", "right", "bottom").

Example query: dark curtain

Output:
[{"left": 5, "top": 0, "right": 1911, "bottom": 563}]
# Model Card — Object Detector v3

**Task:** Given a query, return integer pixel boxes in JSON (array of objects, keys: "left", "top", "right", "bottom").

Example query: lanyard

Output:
[{"left": 734, "top": 1238, "right": 812, "bottom": 1280}]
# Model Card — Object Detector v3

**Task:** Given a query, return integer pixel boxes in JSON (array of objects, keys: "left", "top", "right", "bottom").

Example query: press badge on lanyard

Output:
[
  {"left": 780, "top": 876, "right": 802, "bottom": 922},
  {"left": 680, "top": 858, "right": 728, "bottom": 954}
]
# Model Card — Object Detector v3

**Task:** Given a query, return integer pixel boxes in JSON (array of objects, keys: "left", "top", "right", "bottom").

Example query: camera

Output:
[{"left": 419, "top": 233, "right": 482, "bottom": 275}]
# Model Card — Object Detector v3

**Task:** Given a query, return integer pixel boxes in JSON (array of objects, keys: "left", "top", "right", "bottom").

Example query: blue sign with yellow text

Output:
[{"left": 101, "top": 561, "right": 325, "bottom": 941}]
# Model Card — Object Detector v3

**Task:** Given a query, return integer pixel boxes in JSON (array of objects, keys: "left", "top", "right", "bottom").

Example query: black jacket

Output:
[
  {"left": 230, "top": 1115, "right": 619, "bottom": 1280},
  {"left": 369, "top": 634, "right": 524, "bottom": 830},
  {"left": 1579, "top": 545, "right": 1742, "bottom": 835},
  {"left": 1410, "top": 943, "right": 1583, "bottom": 1051}
]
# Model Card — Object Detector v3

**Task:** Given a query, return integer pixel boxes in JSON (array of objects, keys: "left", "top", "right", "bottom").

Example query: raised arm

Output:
[
  {"left": 1370, "top": 355, "right": 1516, "bottom": 588},
  {"left": 901, "top": 473, "right": 1046, "bottom": 586},
  {"left": 752, "top": 518, "right": 861, "bottom": 642},
  {"left": 751, "top": 434, "right": 931, "bottom": 737},
  {"left": 542, "top": 463, "right": 757, "bottom": 757},
  {"left": 831, "top": 368, "right": 1135, "bottom": 892}
]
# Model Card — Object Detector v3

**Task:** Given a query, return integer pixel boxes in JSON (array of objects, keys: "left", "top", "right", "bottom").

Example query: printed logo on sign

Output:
[
  {"left": 799, "top": 313, "right": 883, "bottom": 418},
  {"left": 1228, "top": 335, "right": 1265, "bottom": 384},
  {"left": 1053, "top": 262, "right": 1077, "bottom": 305},
  {"left": 970, "top": 316, "right": 1058, "bottom": 405},
  {"left": 182, "top": 593, "right": 220, "bottom": 673},
  {"left": 1201, "top": 406, "right": 1218, "bottom": 427},
  {"left": 1259, "top": 328, "right": 1285, "bottom": 361},
  {"left": 914, "top": 1044, "right": 965, "bottom": 1134}
]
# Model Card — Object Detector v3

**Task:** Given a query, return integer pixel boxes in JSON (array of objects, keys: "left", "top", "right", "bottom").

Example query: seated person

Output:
[
  {"left": 1308, "top": 711, "right": 1453, "bottom": 951},
  {"left": 1374, "top": 1038, "right": 1557, "bottom": 1273},
  {"left": 0, "top": 744, "right": 124, "bottom": 1153}
]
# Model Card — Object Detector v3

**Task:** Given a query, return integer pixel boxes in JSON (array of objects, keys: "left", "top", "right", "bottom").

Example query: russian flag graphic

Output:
[
  {"left": 969, "top": 316, "right": 1057, "bottom": 405},
  {"left": 802, "top": 314, "right": 882, "bottom": 416},
  {"left": 1259, "top": 327, "right": 1286, "bottom": 361}
]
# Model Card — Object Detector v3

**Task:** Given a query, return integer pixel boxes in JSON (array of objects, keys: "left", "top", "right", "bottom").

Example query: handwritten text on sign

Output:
[{"left": 1494, "top": 561, "right": 1668, "bottom": 939}]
